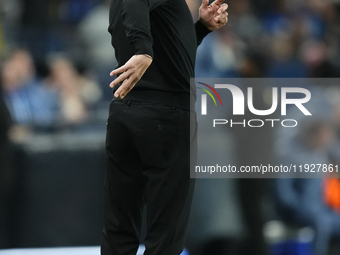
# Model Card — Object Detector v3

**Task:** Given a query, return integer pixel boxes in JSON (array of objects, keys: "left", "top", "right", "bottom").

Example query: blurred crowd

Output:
[
  {"left": 192, "top": 0, "right": 340, "bottom": 79},
  {"left": 1, "top": 0, "right": 340, "bottom": 133},
  {"left": 0, "top": 0, "right": 114, "bottom": 139},
  {"left": 0, "top": 0, "right": 339, "bottom": 134},
  {"left": 1, "top": 0, "right": 340, "bottom": 254}
]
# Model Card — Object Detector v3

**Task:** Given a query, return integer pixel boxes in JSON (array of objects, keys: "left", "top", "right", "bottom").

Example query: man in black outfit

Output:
[{"left": 102, "top": 0, "right": 228, "bottom": 254}]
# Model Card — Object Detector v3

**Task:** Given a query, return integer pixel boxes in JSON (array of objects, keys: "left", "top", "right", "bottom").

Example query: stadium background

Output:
[{"left": 1, "top": 0, "right": 340, "bottom": 254}]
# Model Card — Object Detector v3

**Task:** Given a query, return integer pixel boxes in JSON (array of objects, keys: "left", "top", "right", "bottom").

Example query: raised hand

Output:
[{"left": 199, "top": 0, "right": 228, "bottom": 31}]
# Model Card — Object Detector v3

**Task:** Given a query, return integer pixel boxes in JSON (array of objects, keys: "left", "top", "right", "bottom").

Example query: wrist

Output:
[{"left": 142, "top": 54, "right": 153, "bottom": 60}]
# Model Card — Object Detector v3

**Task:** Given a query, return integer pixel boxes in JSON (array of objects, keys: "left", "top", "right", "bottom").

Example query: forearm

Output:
[
  {"left": 122, "top": 0, "right": 168, "bottom": 57},
  {"left": 195, "top": 20, "right": 212, "bottom": 46},
  {"left": 122, "top": 0, "right": 154, "bottom": 57},
  {"left": 196, "top": 0, "right": 228, "bottom": 46}
]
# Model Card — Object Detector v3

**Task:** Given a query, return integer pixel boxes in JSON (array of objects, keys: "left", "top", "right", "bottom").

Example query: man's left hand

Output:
[
  {"left": 109, "top": 54, "right": 152, "bottom": 99},
  {"left": 199, "top": 0, "right": 228, "bottom": 31}
]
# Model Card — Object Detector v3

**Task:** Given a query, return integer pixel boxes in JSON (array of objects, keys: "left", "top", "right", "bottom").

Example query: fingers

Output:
[
  {"left": 215, "top": 4, "right": 228, "bottom": 25},
  {"left": 109, "top": 54, "right": 152, "bottom": 98},
  {"left": 215, "top": 10, "right": 228, "bottom": 21},
  {"left": 201, "top": 0, "right": 209, "bottom": 8},
  {"left": 211, "top": 0, "right": 226, "bottom": 7},
  {"left": 109, "top": 71, "right": 129, "bottom": 88},
  {"left": 214, "top": 15, "right": 228, "bottom": 25},
  {"left": 216, "top": 3, "right": 228, "bottom": 15},
  {"left": 219, "top": 3, "right": 228, "bottom": 12},
  {"left": 114, "top": 79, "right": 129, "bottom": 98},
  {"left": 114, "top": 76, "right": 138, "bottom": 99},
  {"left": 110, "top": 65, "right": 128, "bottom": 77}
]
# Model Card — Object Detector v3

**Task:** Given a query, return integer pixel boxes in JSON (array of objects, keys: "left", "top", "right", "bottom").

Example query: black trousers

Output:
[{"left": 101, "top": 100, "right": 196, "bottom": 255}]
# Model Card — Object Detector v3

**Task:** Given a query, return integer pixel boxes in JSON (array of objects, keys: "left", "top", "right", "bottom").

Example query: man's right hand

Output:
[
  {"left": 109, "top": 54, "right": 153, "bottom": 99},
  {"left": 199, "top": 0, "right": 228, "bottom": 31}
]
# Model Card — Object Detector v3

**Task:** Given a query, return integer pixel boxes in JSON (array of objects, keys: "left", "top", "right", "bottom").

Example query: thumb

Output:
[{"left": 201, "top": 0, "right": 209, "bottom": 8}]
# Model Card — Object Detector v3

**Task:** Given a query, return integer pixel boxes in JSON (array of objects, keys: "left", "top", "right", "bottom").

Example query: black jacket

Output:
[{"left": 108, "top": 0, "right": 210, "bottom": 109}]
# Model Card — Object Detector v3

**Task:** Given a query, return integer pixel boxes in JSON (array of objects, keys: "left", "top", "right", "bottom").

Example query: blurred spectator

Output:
[
  {"left": 227, "top": 0, "right": 262, "bottom": 43},
  {"left": 267, "top": 34, "right": 307, "bottom": 77},
  {"left": 60, "top": 0, "right": 98, "bottom": 24},
  {"left": 19, "top": 0, "right": 62, "bottom": 64},
  {"left": 0, "top": 0, "right": 22, "bottom": 50},
  {"left": 195, "top": 27, "right": 241, "bottom": 78},
  {"left": 18, "top": 0, "right": 99, "bottom": 67},
  {"left": 2, "top": 49, "right": 58, "bottom": 134},
  {"left": 301, "top": 40, "right": 340, "bottom": 78},
  {"left": 239, "top": 50, "right": 267, "bottom": 78},
  {"left": 275, "top": 119, "right": 340, "bottom": 255},
  {"left": 76, "top": 0, "right": 115, "bottom": 70},
  {"left": 75, "top": 0, "right": 116, "bottom": 100},
  {"left": 200, "top": 237, "right": 239, "bottom": 255},
  {"left": 233, "top": 53, "right": 273, "bottom": 255},
  {"left": 46, "top": 55, "right": 102, "bottom": 125},
  {"left": 0, "top": 82, "right": 13, "bottom": 248}
]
